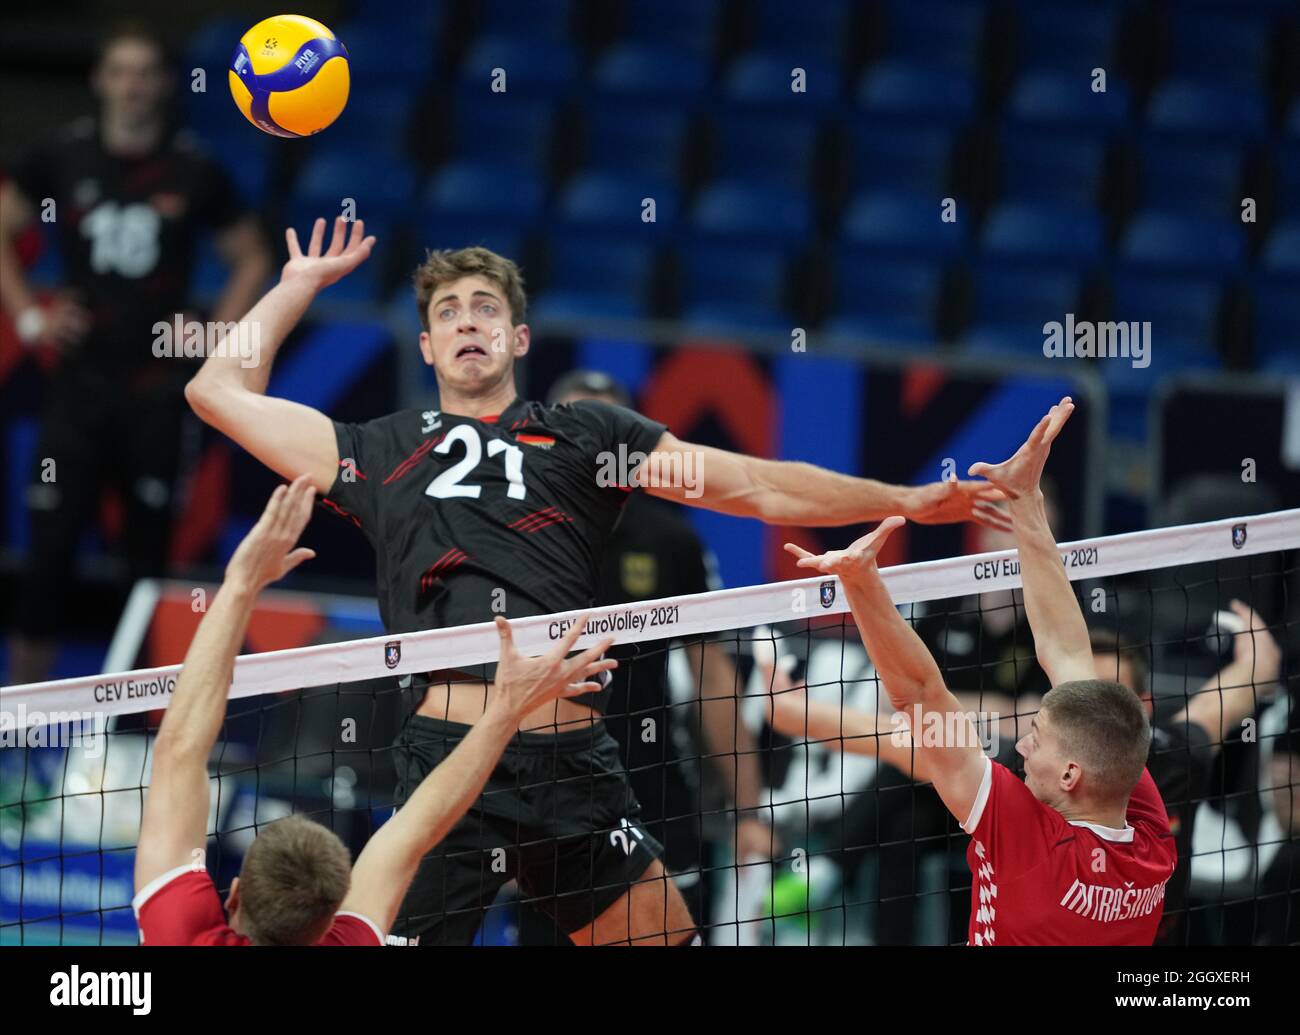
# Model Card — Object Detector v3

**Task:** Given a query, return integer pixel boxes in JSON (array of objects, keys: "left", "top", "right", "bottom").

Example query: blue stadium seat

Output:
[
  {"left": 336, "top": 22, "right": 438, "bottom": 87},
  {"left": 1146, "top": 80, "right": 1268, "bottom": 141},
  {"left": 1006, "top": 71, "right": 1133, "bottom": 135},
  {"left": 1262, "top": 221, "right": 1300, "bottom": 277},
  {"left": 857, "top": 61, "right": 977, "bottom": 124},
  {"left": 880, "top": 0, "right": 987, "bottom": 72},
  {"left": 416, "top": 218, "right": 524, "bottom": 262},
  {"left": 960, "top": 262, "right": 1084, "bottom": 356},
  {"left": 1167, "top": 12, "right": 1271, "bottom": 86},
  {"left": 996, "top": 128, "right": 1108, "bottom": 207},
  {"left": 476, "top": 0, "right": 572, "bottom": 42},
  {"left": 710, "top": 112, "right": 821, "bottom": 190},
  {"left": 459, "top": 37, "right": 578, "bottom": 97},
  {"left": 581, "top": 100, "right": 690, "bottom": 182},
  {"left": 315, "top": 88, "right": 414, "bottom": 158},
  {"left": 449, "top": 94, "right": 554, "bottom": 172},
  {"left": 750, "top": 0, "right": 854, "bottom": 66},
  {"left": 1252, "top": 279, "right": 1300, "bottom": 367},
  {"left": 981, "top": 201, "right": 1106, "bottom": 269},
  {"left": 842, "top": 191, "right": 969, "bottom": 259},
  {"left": 189, "top": 128, "right": 273, "bottom": 207},
  {"left": 1136, "top": 137, "right": 1246, "bottom": 216},
  {"left": 424, "top": 161, "right": 546, "bottom": 223},
  {"left": 691, "top": 182, "right": 813, "bottom": 245},
  {"left": 556, "top": 172, "right": 681, "bottom": 237},
  {"left": 829, "top": 253, "right": 944, "bottom": 344},
  {"left": 723, "top": 53, "right": 841, "bottom": 112},
  {"left": 185, "top": 17, "right": 251, "bottom": 74},
  {"left": 295, "top": 154, "right": 418, "bottom": 223},
  {"left": 678, "top": 240, "right": 792, "bottom": 332},
  {"left": 530, "top": 233, "right": 654, "bottom": 320},
  {"left": 1110, "top": 273, "right": 1223, "bottom": 360},
  {"left": 1012, "top": 0, "right": 1121, "bottom": 74},
  {"left": 594, "top": 43, "right": 712, "bottom": 101},
  {"left": 1118, "top": 212, "right": 1246, "bottom": 275},
  {"left": 620, "top": 0, "right": 723, "bottom": 52},
  {"left": 845, "top": 119, "right": 956, "bottom": 195}
]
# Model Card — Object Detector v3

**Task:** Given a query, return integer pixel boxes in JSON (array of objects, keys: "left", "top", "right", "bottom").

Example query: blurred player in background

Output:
[
  {"left": 509, "top": 369, "right": 773, "bottom": 944},
  {"left": 1, "top": 22, "right": 270, "bottom": 684},
  {"left": 134, "top": 475, "right": 618, "bottom": 946}
]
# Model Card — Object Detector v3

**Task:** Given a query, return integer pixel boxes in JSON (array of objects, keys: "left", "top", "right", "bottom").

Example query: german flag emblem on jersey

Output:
[{"left": 517, "top": 434, "right": 555, "bottom": 448}]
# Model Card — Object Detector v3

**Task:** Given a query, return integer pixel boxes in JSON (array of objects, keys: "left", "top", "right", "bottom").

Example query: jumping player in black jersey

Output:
[
  {"left": 1, "top": 23, "right": 271, "bottom": 684},
  {"left": 186, "top": 215, "right": 1011, "bottom": 945}
]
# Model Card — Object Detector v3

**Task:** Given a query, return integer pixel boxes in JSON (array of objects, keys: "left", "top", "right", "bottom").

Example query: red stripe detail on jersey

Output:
[
  {"left": 383, "top": 434, "right": 443, "bottom": 485},
  {"left": 516, "top": 434, "right": 555, "bottom": 446},
  {"left": 319, "top": 498, "right": 362, "bottom": 529},
  {"left": 507, "top": 506, "right": 560, "bottom": 530},
  {"left": 337, "top": 458, "right": 367, "bottom": 481},
  {"left": 480, "top": 413, "right": 500, "bottom": 424},
  {"left": 419, "top": 549, "right": 467, "bottom": 591},
  {"left": 521, "top": 515, "right": 574, "bottom": 534}
]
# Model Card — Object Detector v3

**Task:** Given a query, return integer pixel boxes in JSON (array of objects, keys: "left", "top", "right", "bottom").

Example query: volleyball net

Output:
[{"left": 2, "top": 508, "right": 1297, "bottom": 945}]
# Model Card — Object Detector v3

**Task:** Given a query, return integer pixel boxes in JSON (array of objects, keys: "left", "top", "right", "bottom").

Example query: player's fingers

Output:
[
  {"left": 347, "top": 218, "right": 366, "bottom": 250},
  {"left": 973, "top": 504, "right": 1013, "bottom": 532},
  {"left": 286, "top": 227, "right": 303, "bottom": 259},
  {"left": 326, "top": 215, "right": 348, "bottom": 257},
  {"left": 308, "top": 217, "right": 326, "bottom": 257},
  {"left": 783, "top": 543, "right": 815, "bottom": 560},
  {"left": 574, "top": 658, "right": 618, "bottom": 682},
  {"left": 560, "top": 681, "right": 603, "bottom": 698},
  {"left": 553, "top": 614, "right": 592, "bottom": 658},
  {"left": 493, "top": 615, "right": 516, "bottom": 656},
  {"left": 1042, "top": 400, "right": 1073, "bottom": 443},
  {"left": 1229, "top": 599, "right": 1259, "bottom": 628},
  {"left": 280, "top": 548, "right": 316, "bottom": 575},
  {"left": 566, "top": 635, "right": 617, "bottom": 676},
  {"left": 967, "top": 461, "right": 993, "bottom": 479}
]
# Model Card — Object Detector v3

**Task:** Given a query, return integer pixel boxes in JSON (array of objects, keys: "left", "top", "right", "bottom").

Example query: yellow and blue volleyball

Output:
[{"left": 228, "top": 15, "right": 349, "bottom": 138}]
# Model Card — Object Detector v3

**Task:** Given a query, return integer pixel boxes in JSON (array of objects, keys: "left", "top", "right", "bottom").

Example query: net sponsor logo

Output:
[
  {"left": 819, "top": 580, "right": 836, "bottom": 608},
  {"left": 92, "top": 675, "right": 177, "bottom": 704},
  {"left": 549, "top": 603, "right": 680, "bottom": 641},
  {"left": 1060, "top": 876, "right": 1167, "bottom": 923},
  {"left": 1232, "top": 523, "right": 1247, "bottom": 549},
  {"left": 49, "top": 966, "right": 151, "bottom": 1015},
  {"left": 385, "top": 640, "right": 402, "bottom": 669},
  {"left": 0, "top": 705, "right": 105, "bottom": 757}
]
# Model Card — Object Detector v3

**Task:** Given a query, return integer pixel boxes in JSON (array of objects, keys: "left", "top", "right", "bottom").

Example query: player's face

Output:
[
  {"left": 1016, "top": 708, "right": 1072, "bottom": 804},
  {"left": 93, "top": 39, "right": 169, "bottom": 121},
  {"left": 419, "top": 275, "right": 529, "bottom": 396}
]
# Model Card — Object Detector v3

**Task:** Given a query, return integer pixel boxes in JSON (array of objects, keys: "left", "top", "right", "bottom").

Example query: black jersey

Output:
[
  {"left": 326, "top": 396, "right": 668, "bottom": 697},
  {"left": 1147, "top": 717, "right": 1215, "bottom": 944},
  {"left": 12, "top": 117, "right": 241, "bottom": 368}
]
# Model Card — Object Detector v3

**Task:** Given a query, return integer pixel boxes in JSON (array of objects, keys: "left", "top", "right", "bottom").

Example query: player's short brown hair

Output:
[
  {"left": 95, "top": 20, "right": 171, "bottom": 70},
  {"left": 238, "top": 815, "right": 351, "bottom": 945},
  {"left": 1041, "top": 679, "right": 1152, "bottom": 802},
  {"left": 1087, "top": 627, "right": 1150, "bottom": 699},
  {"left": 413, "top": 246, "right": 527, "bottom": 331}
]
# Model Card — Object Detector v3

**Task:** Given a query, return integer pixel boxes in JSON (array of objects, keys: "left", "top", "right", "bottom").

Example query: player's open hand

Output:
[
  {"left": 906, "top": 476, "right": 1012, "bottom": 532},
  {"left": 224, "top": 475, "right": 317, "bottom": 592},
  {"left": 967, "top": 396, "right": 1073, "bottom": 501},
  {"left": 281, "top": 216, "right": 376, "bottom": 291},
  {"left": 491, "top": 614, "right": 618, "bottom": 718},
  {"left": 1226, "top": 600, "right": 1282, "bottom": 691},
  {"left": 784, "top": 515, "right": 906, "bottom": 582}
]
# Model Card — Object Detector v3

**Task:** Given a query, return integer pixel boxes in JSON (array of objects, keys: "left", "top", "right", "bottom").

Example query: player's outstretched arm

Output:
[
  {"left": 341, "top": 616, "right": 617, "bottom": 936},
  {"left": 185, "top": 216, "right": 375, "bottom": 492},
  {"left": 640, "top": 431, "right": 1011, "bottom": 532},
  {"left": 134, "top": 477, "right": 317, "bottom": 897},
  {"left": 785, "top": 519, "right": 986, "bottom": 823},
  {"left": 968, "top": 398, "right": 1094, "bottom": 686},
  {"left": 1180, "top": 600, "right": 1281, "bottom": 748}
]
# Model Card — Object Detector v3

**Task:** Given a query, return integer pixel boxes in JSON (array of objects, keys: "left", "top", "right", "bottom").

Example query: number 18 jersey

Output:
[{"left": 324, "top": 396, "right": 667, "bottom": 642}]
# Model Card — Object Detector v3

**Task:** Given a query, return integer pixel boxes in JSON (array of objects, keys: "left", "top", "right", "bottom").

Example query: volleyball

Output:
[{"left": 228, "top": 14, "right": 349, "bottom": 138}]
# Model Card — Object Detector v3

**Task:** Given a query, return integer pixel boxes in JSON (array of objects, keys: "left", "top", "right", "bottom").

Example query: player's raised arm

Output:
[
  {"left": 134, "top": 477, "right": 318, "bottom": 897},
  {"left": 185, "top": 216, "right": 375, "bottom": 492},
  {"left": 341, "top": 616, "right": 617, "bottom": 936},
  {"left": 1180, "top": 600, "right": 1282, "bottom": 747},
  {"left": 967, "top": 398, "right": 1094, "bottom": 686},
  {"left": 784, "top": 519, "right": 986, "bottom": 824},
  {"left": 639, "top": 430, "right": 1011, "bottom": 532}
]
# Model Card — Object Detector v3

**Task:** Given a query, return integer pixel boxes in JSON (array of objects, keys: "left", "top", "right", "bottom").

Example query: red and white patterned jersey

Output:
[{"left": 962, "top": 758, "right": 1176, "bottom": 945}]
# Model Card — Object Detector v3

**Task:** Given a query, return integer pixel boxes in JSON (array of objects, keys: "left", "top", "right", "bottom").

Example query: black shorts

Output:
[{"left": 389, "top": 714, "right": 666, "bottom": 945}]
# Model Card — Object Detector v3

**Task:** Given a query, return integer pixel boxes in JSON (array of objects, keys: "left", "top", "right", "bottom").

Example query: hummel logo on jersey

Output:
[{"left": 421, "top": 410, "right": 442, "bottom": 434}]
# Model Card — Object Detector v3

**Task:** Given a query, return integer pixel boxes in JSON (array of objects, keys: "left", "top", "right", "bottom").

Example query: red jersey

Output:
[
  {"left": 133, "top": 866, "right": 384, "bottom": 946},
  {"left": 962, "top": 758, "right": 1176, "bottom": 945}
]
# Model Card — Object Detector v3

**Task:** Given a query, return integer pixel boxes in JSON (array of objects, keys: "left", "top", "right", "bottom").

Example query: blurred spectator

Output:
[{"left": 1, "top": 22, "right": 271, "bottom": 683}]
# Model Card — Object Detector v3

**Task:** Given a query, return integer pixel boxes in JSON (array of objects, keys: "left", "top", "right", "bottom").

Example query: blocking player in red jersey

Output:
[
  {"left": 786, "top": 398, "right": 1176, "bottom": 945},
  {"left": 133, "top": 476, "right": 616, "bottom": 945}
]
